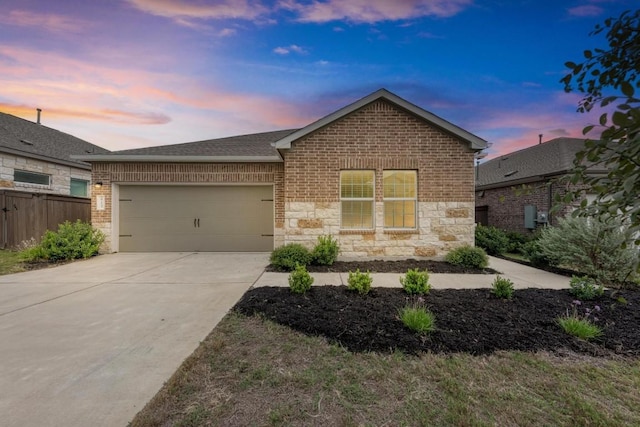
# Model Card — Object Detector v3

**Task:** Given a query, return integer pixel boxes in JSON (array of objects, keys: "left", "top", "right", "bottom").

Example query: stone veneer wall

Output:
[
  {"left": 0, "top": 153, "right": 91, "bottom": 195},
  {"left": 91, "top": 162, "right": 284, "bottom": 252},
  {"left": 284, "top": 201, "right": 474, "bottom": 257},
  {"left": 280, "top": 99, "right": 477, "bottom": 258}
]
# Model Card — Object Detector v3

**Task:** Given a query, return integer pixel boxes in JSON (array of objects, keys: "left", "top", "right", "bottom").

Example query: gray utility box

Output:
[{"left": 524, "top": 205, "right": 537, "bottom": 229}]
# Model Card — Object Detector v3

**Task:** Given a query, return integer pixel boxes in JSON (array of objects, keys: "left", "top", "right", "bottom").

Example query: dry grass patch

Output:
[{"left": 130, "top": 312, "right": 640, "bottom": 427}]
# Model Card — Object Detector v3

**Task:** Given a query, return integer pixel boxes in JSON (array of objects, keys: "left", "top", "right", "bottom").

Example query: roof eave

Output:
[
  {"left": 1, "top": 147, "right": 91, "bottom": 170},
  {"left": 475, "top": 169, "right": 609, "bottom": 190},
  {"left": 274, "top": 88, "right": 488, "bottom": 151},
  {"left": 71, "top": 155, "right": 283, "bottom": 163}
]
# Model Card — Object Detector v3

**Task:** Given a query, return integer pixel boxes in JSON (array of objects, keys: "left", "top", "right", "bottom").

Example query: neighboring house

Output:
[
  {"left": 0, "top": 111, "right": 110, "bottom": 248},
  {"left": 76, "top": 89, "right": 487, "bottom": 257},
  {"left": 0, "top": 111, "right": 108, "bottom": 197},
  {"left": 475, "top": 137, "right": 608, "bottom": 234}
]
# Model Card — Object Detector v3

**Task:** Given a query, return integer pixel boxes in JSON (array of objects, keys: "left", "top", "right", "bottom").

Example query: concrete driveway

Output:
[{"left": 0, "top": 252, "right": 268, "bottom": 427}]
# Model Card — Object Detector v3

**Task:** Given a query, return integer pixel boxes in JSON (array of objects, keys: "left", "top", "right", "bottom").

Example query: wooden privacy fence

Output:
[{"left": 0, "top": 190, "right": 91, "bottom": 249}]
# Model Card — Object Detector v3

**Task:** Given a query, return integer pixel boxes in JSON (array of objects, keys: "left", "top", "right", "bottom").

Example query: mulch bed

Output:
[
  {"left": 235, "top": 286, "right": 640, "bottom": 357},
  {"left": 267, "top": 259, "right": 499, "bottom": 274}
]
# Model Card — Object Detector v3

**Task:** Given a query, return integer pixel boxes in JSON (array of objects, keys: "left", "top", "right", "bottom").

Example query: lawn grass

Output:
[
  {"left": 0, "top": 250, "right": 26, "bottom": 275},
  {"left": 130, "top": 312, "right": 640, "bottom": 427}
]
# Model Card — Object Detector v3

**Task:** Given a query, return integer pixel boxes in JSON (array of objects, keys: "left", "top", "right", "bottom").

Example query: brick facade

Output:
[
  {"left": 281, "top": 100, "right": 476, "bottom": 257},
  {"left": 91, "top": 162, "right": 284, "bottom": 251},
  {"left": 90, "top": 98, "right": 480, "bottom": 257},
  {"left": 475, "top": 178, "right": 588, "bottom": 234}
]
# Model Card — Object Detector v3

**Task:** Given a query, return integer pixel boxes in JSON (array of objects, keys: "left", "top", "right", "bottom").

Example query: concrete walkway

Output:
[
  {"left": 255, "top": 256, "right": 571, "bottom": 290},
  {"left": 0, "top": 252, "right": 269, "bottom": 427}
]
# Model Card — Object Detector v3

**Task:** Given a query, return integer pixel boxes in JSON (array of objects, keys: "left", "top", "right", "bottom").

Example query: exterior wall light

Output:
[{"left": 94, "top": 181, "right": 103, "bottom": 189}]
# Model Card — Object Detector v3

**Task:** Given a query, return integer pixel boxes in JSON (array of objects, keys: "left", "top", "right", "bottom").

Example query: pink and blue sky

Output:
[{"left": 0, "top": 0, "right": 633, "bottom": 156}]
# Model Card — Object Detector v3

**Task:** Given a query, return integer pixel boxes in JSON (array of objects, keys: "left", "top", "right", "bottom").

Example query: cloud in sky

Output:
[
  {"left": 567, "top": 4, "right": 604, "bottom": 17},
  {"left": 0, "top": 10, "right": 89, "bottom": 33},
  {"left": 273, "top": 44, "right": 308, "bottom": 55},
  {"left": 279, "top": 0, "right": 473, "bottom": 23},
  {"left": 124, "top": 0, "right": 267, "bottom": 24}
]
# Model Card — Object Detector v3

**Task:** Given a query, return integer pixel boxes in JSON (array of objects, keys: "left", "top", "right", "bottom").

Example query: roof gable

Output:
[
  {"left": 274, "top": 88, "right": 487, "bottom": 151},
  {"left": 0, "top": 112, "right": 108, "bottom": 169}
]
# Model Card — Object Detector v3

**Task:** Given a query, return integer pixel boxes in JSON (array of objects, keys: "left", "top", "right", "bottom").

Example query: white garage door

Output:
[{"left": 119, "top": 185, "right": 273, "bottom": 252}]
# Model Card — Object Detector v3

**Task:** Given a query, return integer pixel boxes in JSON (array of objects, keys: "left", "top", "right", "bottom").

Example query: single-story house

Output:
[
  {"left": 0, "top": 111, "right": 109, "bottom": 247},
  {"left": 75, "top": 89, "right": 487, "bottom": 257},
  {"left": 0, "top": 111, "right": 108, "bottom": 197},
  {"left": 475, "top": 137, "right": 608, "bottom": 233}
]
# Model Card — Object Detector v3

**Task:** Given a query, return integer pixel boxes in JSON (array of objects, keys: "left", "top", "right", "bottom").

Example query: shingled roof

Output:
[
  {"left": 0, "top": 112, "right": 108, "bottom": 169},
  {"left": 476, "top": 137, "right": 608, "bottom": 189},
  {"left": 75, "top": 129, "right": 299, "bottom": 162}
]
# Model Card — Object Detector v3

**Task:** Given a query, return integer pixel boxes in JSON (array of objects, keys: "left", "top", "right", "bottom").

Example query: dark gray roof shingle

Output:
[
  {"left": 476, "top": 137, "right": 607, "bottom": 189},
  {"left": 0, "top": 112, "right": 108, "bottom": 169},
  {"left": 112, "top": 129, "right": 299, "bottom": 157}
]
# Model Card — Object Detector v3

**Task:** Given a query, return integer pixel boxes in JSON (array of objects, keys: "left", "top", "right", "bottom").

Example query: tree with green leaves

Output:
[{"left": 561, "top": 9, "right": 640, "bottom": 244}]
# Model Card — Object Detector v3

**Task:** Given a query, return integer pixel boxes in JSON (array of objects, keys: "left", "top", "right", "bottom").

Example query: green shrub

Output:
[
  {"left": 24, "top": 220, "right": 104, "bottom": 262},
  {"left": 400, "top": 269, "right": 431, "bottom": 295},
  {"left": 399, "top": 304, "right": 436, "bottom": 334},
  {"left": 347, "top": 269, "right": 372, "bottom": 295},
  {"left": 521, "top": 239, "right": 553, "bottom": 268},
  {"left": 491, "top": 276, "right": 515, "bottom": 299},
  {"left": 445, "top": 245, "right": 489, "bottom": 269},
  {"left": 569, "top": 275, "right": 604, "bottom": 300},
  {"left": 270, "top": 243, "right": 312, "bottom": 271},
  {"left": 288, "top": 264, "right": 314, "bottom": 294},
  {"left": 536, "top": 216, "right": 638, "bottom": 286},
  {"left": 312, "top": 235, "right": 340, "bottom": 266},
  {"left": 475, "top": 225, "right": 509, "bottom": 256},
  {"left": 505, "top": 231, "right": 531, "bottom": 254}
]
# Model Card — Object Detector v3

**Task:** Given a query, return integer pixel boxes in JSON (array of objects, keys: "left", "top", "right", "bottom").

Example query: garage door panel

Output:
[{"left": 119, "top": 185, "right": 273, "bottom": 252}]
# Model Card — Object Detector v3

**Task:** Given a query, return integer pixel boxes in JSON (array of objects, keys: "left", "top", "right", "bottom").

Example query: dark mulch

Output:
[
  {"left": 266, "top": 259, "right": 499, "bottom": 274},
  {"left": 235, "top": 286, "right": 640, "bottom": 357}
]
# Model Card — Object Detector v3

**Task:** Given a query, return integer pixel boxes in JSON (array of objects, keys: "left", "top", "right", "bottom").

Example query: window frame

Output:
[
  {"left": 70, "top": 178, "right": 89, "bottom": 197},
  {"left": 383, "top": 170, "right": 418, "bottom": 230},
  {"left": 340, "top": 170, "right": 375, "bottom": 230},
  {"left": 14, "top": 170, "right": 50, "bottom": 186}
]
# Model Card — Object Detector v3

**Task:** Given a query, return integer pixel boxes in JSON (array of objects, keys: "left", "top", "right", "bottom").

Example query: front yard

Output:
[
  {"left": 130, "top": 280, "right": 640, "bottom": 426},
  {"left": 130, "top": 311, "right": 640, "bottom": 427}
]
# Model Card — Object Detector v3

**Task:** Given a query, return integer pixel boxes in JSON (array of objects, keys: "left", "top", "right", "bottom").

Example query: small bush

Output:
[
  {"left": 569, "top": 276, "right": 604, "bottom": 300},
  {"left": 557, "top": 316, "right": 602, "bottom": 340},
  {"left": 400, "top": 269, "right": 431, "bottom": 295},
  {"left": 475, "top": 225, "right": 509, "bottom": 256},
  {"left": 270, "top": 243, "right": 312, "bottom": 271},
  {"left": 521, "top": 239, "right": 553, "bottom": 268},
  {"left": 400, "top": 304, "right": 436, "bottom": 334},
  {"left": 288, "top": 264, "right": 314, "bottom": 294},
  {"left": 491, "top": 276, "right": 515, "bottom": 299},
  {"left": 24, "top": 220, "right": 104, "bottom": 262},
  {"left": 312, "top": 235, "right": 340, "bottom": 266},
  {"left": 505, "top": 231, "right": 531, "bottom": 254},
  {"left": 347, "top": 269, "right": 372, "bottom": 295},
  {"left": 445, "top": 245, "right": 489, "bottom": 269}
]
